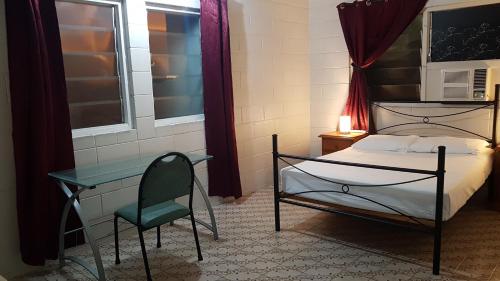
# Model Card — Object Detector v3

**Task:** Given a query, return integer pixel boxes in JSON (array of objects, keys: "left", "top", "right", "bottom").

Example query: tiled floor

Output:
[{"left": 16, "top": 189, "right": 500, "bottom": 281}]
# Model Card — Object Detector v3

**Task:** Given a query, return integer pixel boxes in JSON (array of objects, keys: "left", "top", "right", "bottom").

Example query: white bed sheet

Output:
[{"left": 281, "top": 147, "right": 493, "bottom": 221}]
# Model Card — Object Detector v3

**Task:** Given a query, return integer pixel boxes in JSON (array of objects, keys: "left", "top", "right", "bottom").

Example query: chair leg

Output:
[
  {"left": 138, "top": 227, "right": 153, "bottom": 281},
  {"left": 156, "top": 226, "right": 161, "bottom": 248},
  {"left": 114, "top": 215, "right": 120, "bottom": 265},
  {"left": 189, "top": 212, "right": 203, "bottom": 261}
]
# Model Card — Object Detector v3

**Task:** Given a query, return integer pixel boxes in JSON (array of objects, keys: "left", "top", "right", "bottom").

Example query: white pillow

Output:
[
  {"left": 352, "top": 135, "right": 419, "bottom": 152},
  {"left": 408, "top": 136, "right": 490, "bottom": 154}
]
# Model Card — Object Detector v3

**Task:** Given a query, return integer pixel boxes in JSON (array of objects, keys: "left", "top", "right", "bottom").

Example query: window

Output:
[
  {"left": 56, "top": 0, "right": 130, "bottom": 131},
  {"left": 366, "top": 15, "right": 422, "bottom": 101},
  {"left": 147, "top": 7, "right": 204, "bottom": 121},
  {"left": 430, "top": 3, "right": 500, "bottom": 62}
]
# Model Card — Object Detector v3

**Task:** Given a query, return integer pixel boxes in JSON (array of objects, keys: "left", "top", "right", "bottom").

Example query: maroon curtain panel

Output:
[
  {"left": 337, "top": 0, "right": 427, "bottom": 130},
  {"left": 200, "top": 0, "right": 242, "bottom": 198},
  {"left": 5, "top": 0, "right": 82, "bottom": 265}
]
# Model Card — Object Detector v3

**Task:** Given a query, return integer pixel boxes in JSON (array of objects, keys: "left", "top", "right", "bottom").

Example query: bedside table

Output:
[{"left": 319, "top": 131, "right": 368, "bottom": 155}]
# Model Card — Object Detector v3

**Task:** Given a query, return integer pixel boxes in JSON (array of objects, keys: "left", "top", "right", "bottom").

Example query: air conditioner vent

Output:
[
  {"left": 473, "top": 69, "right": 487, "bottom": 99},
  {"left": 474, "top": 69, "right": 487, "bottom": 88}
]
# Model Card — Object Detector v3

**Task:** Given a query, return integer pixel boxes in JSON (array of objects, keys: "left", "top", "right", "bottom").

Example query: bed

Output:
[
  {"left": 272, "top": 87, "right": 499, "bottom": 276},
  {"left": 282, "top": 146, "right": 493, "bottom": 221}
]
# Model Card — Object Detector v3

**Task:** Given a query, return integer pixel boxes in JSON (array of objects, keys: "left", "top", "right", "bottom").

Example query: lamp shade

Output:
[{"left": 339, "top": 115, "right": 351, "bottom": 134}]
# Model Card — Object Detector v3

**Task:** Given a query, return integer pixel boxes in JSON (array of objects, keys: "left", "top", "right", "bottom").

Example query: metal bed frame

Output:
[{"left": 272, "top": 85, "right": 499, "bottom": 275}]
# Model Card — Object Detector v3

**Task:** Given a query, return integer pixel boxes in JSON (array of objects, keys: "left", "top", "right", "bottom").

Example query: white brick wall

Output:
[
  {"left": 230, "top": 0, "right": 311, "bottom": 195},
  {"left": 309, "top": 0, "right": 350, "bottom": 157}
]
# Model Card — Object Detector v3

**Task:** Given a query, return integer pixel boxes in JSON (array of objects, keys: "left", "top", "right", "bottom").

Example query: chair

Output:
[{"left": 113, "top": 152, "right": 203, "bottom": 281}]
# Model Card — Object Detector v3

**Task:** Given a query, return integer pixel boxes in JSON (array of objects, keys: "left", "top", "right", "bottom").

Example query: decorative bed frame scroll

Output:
[{"left": 272, "top": 85, "right": 500, "bottom": 275}]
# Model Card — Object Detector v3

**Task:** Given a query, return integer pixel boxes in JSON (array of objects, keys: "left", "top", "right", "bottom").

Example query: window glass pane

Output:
[
  {"left": 63, "top": 53, "right": 117, "bottom": 77},
  {"left": 367, "top": 15, "right": 422, "bottom": 101},
  {"left": 59, "top": 30, "right": 115, "bottom": 53},
  {"left": 148, "top": 10, "right": 203, "bottom": 120},
  {"left": 56, "top": 1, "right": 124, "bottom": 129},
  {"left": 430, "top": 3, "right": 500, "bottom": 62},
  {"left": 56, "top": 1, "right": 113, "bottom": 29}
]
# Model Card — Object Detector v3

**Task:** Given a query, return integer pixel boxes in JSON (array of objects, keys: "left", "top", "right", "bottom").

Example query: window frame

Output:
[
  {"left": 58, "top": 0, "right": 132, "bottom": 138},
  {"left": 145, "top": 3, "right": 204, "bottom": 126},
  {"left": 425, "top": 1, "right": 500, "bottom": 64}
]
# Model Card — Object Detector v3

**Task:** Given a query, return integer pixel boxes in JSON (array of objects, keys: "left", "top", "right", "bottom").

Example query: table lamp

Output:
[{"left": 339, "top": 115, "right": 351, "bottom": 134}]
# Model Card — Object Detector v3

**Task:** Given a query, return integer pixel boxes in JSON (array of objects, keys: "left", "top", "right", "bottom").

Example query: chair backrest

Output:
[{"left": 137, "top": 152, "right": 195, "bottom": 212}]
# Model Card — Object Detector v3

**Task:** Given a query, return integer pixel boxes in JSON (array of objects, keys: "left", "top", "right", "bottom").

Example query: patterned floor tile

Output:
[
  {"left": 242, "top": 259, "right": 280, "bottom": 272},
  {"left": 13, "top": 190, "right": 490, "bottom": 281},
  {"left": 299, "top": 265, "right": 344, "bottom": 277},
  {"left": 262, "top": 266, "right": 304, "bottom": 279},
  {"left": 222, "top": 270, "right": 263, "bottom": 280}
]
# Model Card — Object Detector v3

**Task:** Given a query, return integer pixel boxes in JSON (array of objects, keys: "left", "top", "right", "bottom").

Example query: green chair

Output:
[{"left": 113, "top": 152, "right": 203, "bottom": 281}]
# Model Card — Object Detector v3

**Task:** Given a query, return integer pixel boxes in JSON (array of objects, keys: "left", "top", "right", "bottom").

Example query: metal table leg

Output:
[
  {"left": 192, "top": 175, "right": 218, "bottom": 240},
  {"left": 57, "top": 181, "right": 106, "bottom": 281}
]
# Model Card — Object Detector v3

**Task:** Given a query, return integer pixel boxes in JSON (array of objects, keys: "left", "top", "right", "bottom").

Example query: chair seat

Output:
[{"left": 115, "top": 201, "right": 190, "bottom": 229}]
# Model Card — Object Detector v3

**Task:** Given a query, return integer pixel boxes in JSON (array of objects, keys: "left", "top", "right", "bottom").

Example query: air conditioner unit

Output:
[{"left": 441, "top": 68, "right": 489, "bottom": 101}]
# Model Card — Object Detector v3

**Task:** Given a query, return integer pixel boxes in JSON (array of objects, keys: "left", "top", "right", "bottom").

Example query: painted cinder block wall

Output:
[
  {"left": 230, "top": 0, "right": 311, "bottom": 194},
  {"left": 309, "top": 0, "right": 349, "bottom": 157}
]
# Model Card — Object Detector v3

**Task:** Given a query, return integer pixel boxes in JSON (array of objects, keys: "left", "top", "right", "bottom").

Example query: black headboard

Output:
[{"left": 368, "top": 85, "right": 499, "bottom": 146}]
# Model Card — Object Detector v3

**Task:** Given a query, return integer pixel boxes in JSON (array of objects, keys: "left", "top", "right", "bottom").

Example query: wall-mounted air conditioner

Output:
[{"left": 441, "top": 68, "right": 489, "bottom": 101}]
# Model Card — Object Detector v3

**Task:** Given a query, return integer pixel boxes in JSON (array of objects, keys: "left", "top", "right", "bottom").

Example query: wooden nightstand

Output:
[{"left": 319, "top": 131, "right": 368, "bottom": 155}]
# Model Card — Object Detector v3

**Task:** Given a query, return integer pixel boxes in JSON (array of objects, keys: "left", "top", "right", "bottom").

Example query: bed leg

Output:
[
  {"left": 433, "top": 224, "right": 442, "bottom": 275},
  {"left": 433, "top": 146, "right": 446, "bottom": 275},
  {"left": 273, "top": 134, "right": 280, "bottom": 232}
]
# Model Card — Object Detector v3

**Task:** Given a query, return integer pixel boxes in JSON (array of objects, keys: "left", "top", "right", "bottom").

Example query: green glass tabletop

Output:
[{"left": 48, "top": 153, "right": 213, "bottom": 188}]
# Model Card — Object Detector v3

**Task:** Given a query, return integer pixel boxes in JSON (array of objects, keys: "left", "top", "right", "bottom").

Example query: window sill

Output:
[
  {"left": 72, "top": 123, "right": 132, "bottom": 139},
  {"left": 154, "top": 114, "right": 205, "bottom": 128}
]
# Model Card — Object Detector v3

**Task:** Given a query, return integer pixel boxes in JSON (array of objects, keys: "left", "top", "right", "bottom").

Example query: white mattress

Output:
[{"left": 281, "top": 148, "right": 493, "bottom": 221}]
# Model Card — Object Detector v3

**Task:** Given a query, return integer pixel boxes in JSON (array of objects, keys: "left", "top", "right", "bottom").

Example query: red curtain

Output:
[
  {"left": 337, "top": 0, "right": 427, "bottom": 130},
  {"left": 5, "top": 0, "right": 82, "bottom": 265},
  {"left": 200, "top": 0, "right": 242, "bottom": 198}
]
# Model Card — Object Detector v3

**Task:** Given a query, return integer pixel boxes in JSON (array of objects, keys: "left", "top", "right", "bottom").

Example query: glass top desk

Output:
[{"left": 49, "top": 152, "right": 217, "bottom": 281}]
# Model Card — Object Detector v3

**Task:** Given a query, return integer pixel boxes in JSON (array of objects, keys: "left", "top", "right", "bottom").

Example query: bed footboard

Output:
[{"left": 272, "top": 134, "right": 446, "bottom": 275}]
